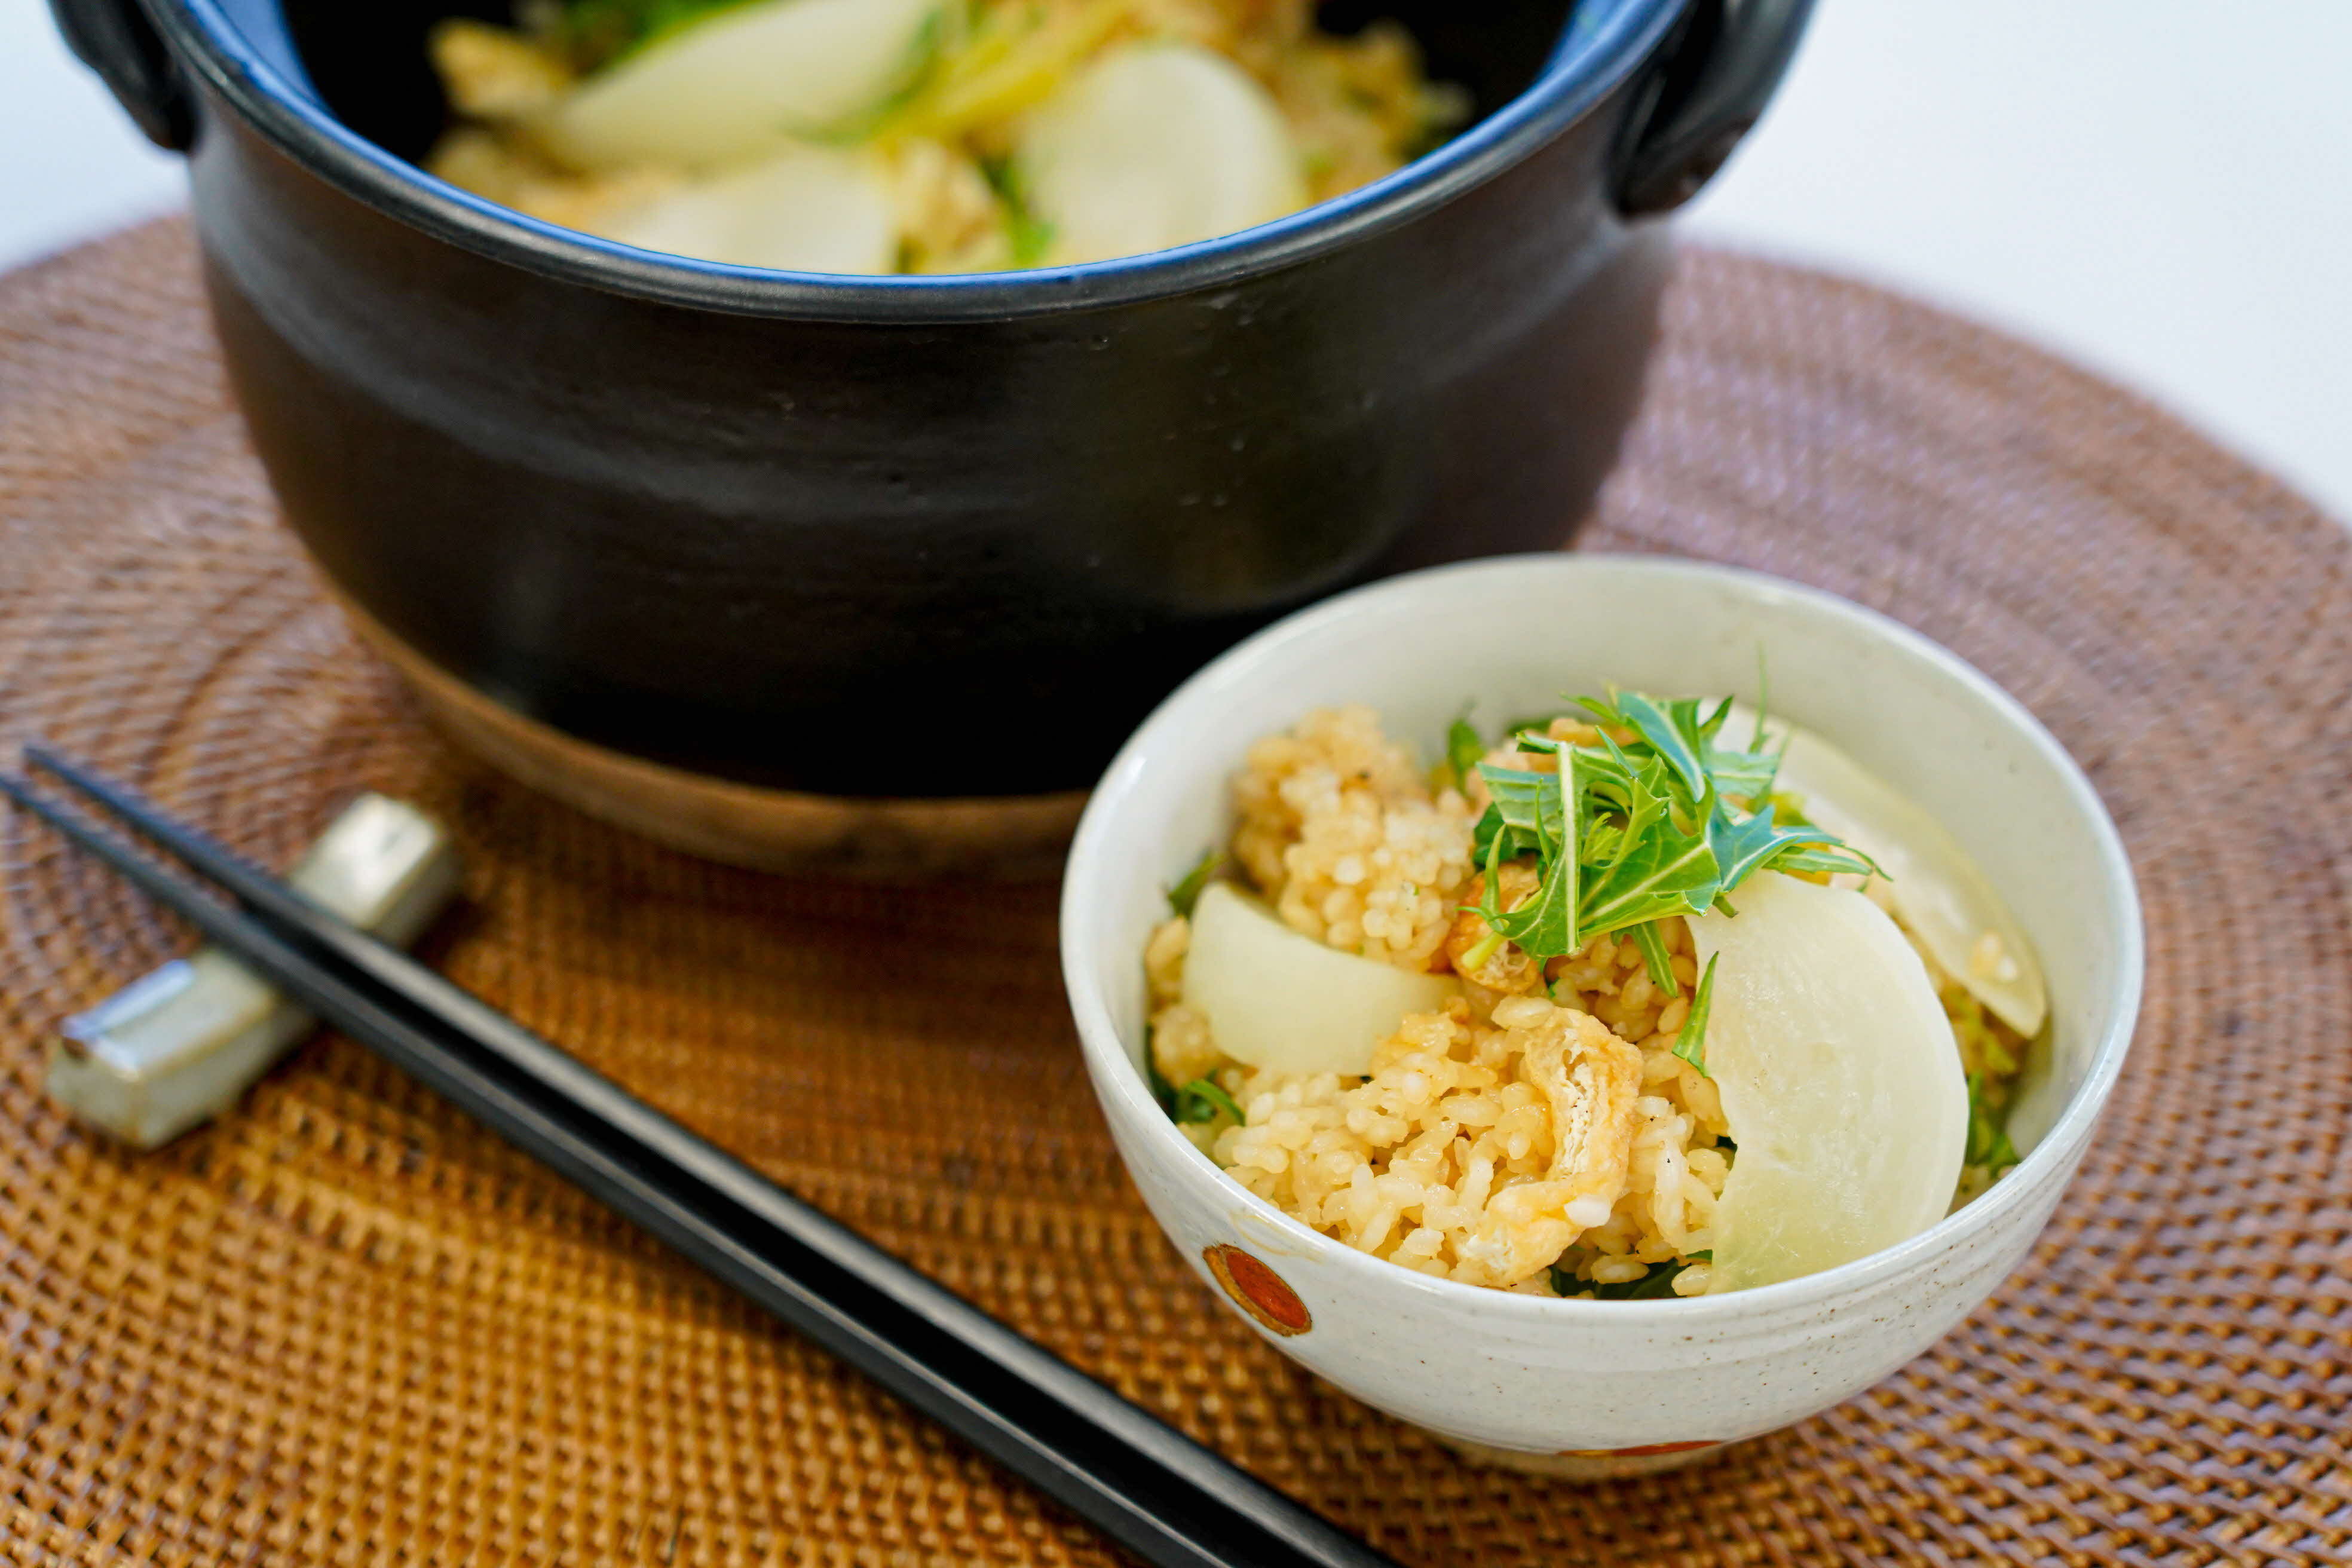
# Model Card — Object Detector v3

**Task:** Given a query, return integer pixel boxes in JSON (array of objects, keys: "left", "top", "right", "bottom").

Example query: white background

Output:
[{"left": 4, "top": 0, "right": 2347, "bottom": 523}]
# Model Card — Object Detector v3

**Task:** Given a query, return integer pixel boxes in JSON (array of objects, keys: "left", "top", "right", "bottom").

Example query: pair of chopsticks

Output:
[{"left": 1, "top": 748, "right": 1402, "bottom": 1568}]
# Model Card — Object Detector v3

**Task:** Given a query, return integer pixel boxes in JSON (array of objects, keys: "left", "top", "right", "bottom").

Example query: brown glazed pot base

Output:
[{"left": 339, "top": 595, "right": 1088, "bottom": 879}]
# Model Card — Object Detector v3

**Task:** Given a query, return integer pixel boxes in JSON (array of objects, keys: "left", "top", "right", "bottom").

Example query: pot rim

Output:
[{"left": 149, "top": 0, "right": 1686, "bottom": 321}]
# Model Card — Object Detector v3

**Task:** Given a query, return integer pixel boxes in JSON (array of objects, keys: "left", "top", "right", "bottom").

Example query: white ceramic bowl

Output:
[{"left": 1060, "top": 555, "right": 2142, "bottom": 1475}]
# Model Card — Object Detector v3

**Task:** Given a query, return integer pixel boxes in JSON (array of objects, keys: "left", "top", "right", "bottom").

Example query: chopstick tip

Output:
[{"left": 22, "top": 740, "right": 75, "bottom": 779}]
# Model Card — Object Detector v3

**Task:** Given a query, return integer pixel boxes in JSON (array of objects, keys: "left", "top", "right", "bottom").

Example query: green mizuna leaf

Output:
[
  {"left": 1629, "top": 920, "right": 1680, "bottom": 999},
  {"left": 1707, "top": 800, "right": 1845, "bottom": 892},
  {"left": 1672, "top": 952, "right": 1720, "bottom": 1078},
  {"left": 1477, "top": 763, "right": 1552, "bottom": 828},
  {"left": 1701, "top": 736, "right": 1783, "bottom": 806},
  {"left": 1446, "top": 714, "right": 1486, "bottom": 783},
  {"left": 1006, "top": 207, "right": 1056, "bottom": 268},
  {"left": 1585, "top": 734, "right": 1673, "bottom": 866},
  {"left": 1592, "top": 1264, "right": 1688, "bottom": 1300},
  {"left": 1553, "top": 1255, "right": 1709, "bottom": 1300},
  {"left": 1474, "top": 749, "right": 1581, "bottom": 957},
  {"left": 1768, "top": 843, "right": 1883, "bottom": 878},
  {"left": 1575, "top": 813, "right": 1719, "bottom": 939},
  {"left": 1166, "top": 849, "right": 1223, "bottom": 918},
  {"left": 1450, "top": 672, "right": 1879, "bottom": 971},
  {"left": 1173, "top": 1077, "right": 1244, "bottom": 1127},
  {"left": 1617, "top": 693, "right": 1710, "bottom": 803},
  {"left": 1145, "top": 1054, "right": 1178, "bottom": 1116},
  {"left": 1572, "top": 692, "right": 1625, "bottom": 730},
  {"left": 1487, "top": 838, "right": 1579, "bottom": 956},
  {"left": 1965, "top": 1070, "right": 2019, "bottom": 1169},
  {"left": 1471, "top": 762, "right": 1557, "bottom": 866},
  {"left": 558, "top": 0, "right": 749, "bottom": 66}
]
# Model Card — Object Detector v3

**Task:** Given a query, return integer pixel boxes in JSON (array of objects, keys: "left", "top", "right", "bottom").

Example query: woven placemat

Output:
[{"left": 2, "top": 219, "right": 2347, "bottom": 1567}]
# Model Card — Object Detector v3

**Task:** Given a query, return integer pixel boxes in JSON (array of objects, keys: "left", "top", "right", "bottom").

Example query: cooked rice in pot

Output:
[{"left": 424, "top": 0, "right": 1470, "bottom": 271}]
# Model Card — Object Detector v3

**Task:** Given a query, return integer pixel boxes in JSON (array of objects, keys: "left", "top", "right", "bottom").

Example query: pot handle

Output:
[
  {"left": 50, "top": 0, "right": 196, "bottom": 151},
  {"left": 1615, "top": 0, "right": 1815, "bottom": 216}
]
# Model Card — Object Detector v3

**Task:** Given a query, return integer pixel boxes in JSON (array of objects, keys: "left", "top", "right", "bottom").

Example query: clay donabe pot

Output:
[{"left": 53, "top": 0, "right": 1813, "bottom": 873}]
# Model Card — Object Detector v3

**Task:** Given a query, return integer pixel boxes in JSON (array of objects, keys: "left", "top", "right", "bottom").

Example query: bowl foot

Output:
[
  {"left": 1434, "top": 1434, "right": 1733, "bottom": 1480},
  {"left": 338, "top": 597, "right": 1086, "bottom": 880}
]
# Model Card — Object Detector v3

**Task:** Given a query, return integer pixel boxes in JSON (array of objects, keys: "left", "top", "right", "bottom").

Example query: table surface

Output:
[
  {"left": 5, "top": 0, "right": 2348, "bottom": 525},
  {"left": 5, "top": 216, "right": 2345, "bottom": 1568}
]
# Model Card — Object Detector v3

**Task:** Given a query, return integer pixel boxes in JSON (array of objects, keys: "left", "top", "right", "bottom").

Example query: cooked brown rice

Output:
[
  {"left": 424, "top": 0, "right": 1471, "bottom": 271},
  {"left": 1149, "top": 705, "right": 2030, "bottom": 1297}
]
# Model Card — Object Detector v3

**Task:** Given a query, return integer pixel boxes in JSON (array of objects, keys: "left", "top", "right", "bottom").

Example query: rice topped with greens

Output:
[
  {"left": 1146, "top": 697, "right": 2036, "bottom": 1300},
  {"left": 424, "top": 0, "right": 1470, "bottom": 274}
]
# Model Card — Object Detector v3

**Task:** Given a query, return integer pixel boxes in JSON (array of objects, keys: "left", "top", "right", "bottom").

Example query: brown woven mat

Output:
[{"left": 2, "top": 219, "right": 2348, "bottom": 1567}]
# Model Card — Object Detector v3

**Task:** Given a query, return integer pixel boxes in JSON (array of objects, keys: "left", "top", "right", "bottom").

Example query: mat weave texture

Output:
[{"left": 2, "top": 220, "right": 2348, "bottom": 1567}]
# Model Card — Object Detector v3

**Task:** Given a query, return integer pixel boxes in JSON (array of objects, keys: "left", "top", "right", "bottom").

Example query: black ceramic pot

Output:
[{"left": 54, "top": 0, "right": 1811, "bottom": 868}]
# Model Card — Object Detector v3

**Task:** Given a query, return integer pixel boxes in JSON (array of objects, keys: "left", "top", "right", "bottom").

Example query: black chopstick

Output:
[{"left": 3, "top": 754, "right": 1402, "bottom": 1568}]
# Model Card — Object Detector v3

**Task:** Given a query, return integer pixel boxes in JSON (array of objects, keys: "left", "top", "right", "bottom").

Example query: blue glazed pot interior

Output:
[{"left": 155, "top": 0, "right": 1688, "bottom": 318}]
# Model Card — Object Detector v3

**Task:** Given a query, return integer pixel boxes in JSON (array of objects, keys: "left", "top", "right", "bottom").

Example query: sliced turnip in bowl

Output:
[
  {"left": 1690, "top": 871, "right": 1969, "bottom": 1293},
  {"left": 1011, "top": 41, "right": 1308, "bottom": 267},
  {"left": 597, "top": 142, "right": 899, "bottom": 273},
  {"left": 1725, "top": 703, "right": 2048, "bottom": 1037},
  {"left": 535, "top": 0, "right": 951, "bottom": 172},
  {"left": 1182, "top": 883, "right": 1459, "bottom": 1077}
]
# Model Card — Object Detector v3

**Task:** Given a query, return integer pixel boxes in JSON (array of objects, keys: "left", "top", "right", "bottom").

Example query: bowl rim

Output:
[
  {"left": 1061, "top": 552, "right": 2145, "bottom": 1325},
  {"left": 152, "top": 0, "right": 1685, "bottom": 322}
]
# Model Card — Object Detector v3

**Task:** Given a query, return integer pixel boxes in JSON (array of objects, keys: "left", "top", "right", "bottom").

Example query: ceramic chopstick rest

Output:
[{"left": 47, "top": 794, "right": 462, "bottom": 1148}]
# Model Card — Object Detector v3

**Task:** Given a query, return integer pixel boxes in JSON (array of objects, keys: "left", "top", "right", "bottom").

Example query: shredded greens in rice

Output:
[{"left": 1148, "top": 702, "right": 2034, "bottom": 1299}]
